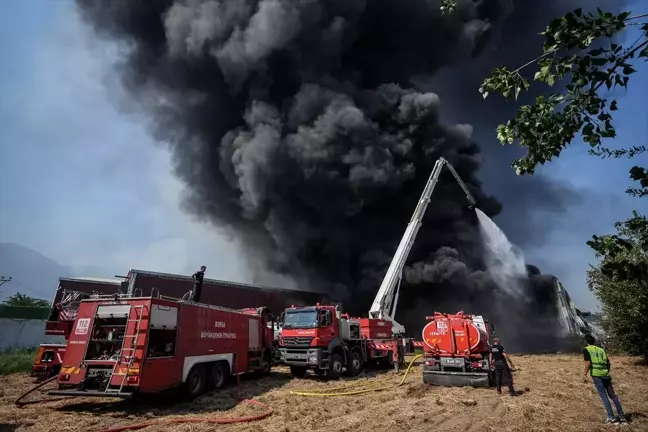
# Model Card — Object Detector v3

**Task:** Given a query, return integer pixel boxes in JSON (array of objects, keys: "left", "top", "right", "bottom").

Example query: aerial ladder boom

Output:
[{"left": 368, "top": 157, "right": 477, "bottom": 336}]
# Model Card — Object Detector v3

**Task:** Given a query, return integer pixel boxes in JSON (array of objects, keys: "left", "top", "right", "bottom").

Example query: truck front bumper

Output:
[
  {"left": 422, "top": 370, "right": 491, "bottom": 387},
  {"left": 279, "top": 347, "right": 321, "bottom": 367},
  {"left": 422, "top": 356, "right": 492, "bottom": 387},
  {"left": 31, "top": 365, "right": 53, "bottom": 380}
]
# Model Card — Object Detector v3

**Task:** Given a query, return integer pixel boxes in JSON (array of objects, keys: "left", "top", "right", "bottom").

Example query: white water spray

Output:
[{"left": 475, "top": 209, "right": 528, "bottom": 298}]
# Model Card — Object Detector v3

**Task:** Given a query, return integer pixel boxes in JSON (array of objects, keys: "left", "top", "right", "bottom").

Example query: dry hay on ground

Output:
[{"left": 1, "top": 354, "right": 646, "bottom": 432}]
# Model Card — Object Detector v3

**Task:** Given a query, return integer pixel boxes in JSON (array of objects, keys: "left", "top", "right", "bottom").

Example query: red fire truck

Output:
[
  {"left": 32, "top": 270, "right": 328, "bottom": 380},
  {"left": 31, "top": 277, "right": 123, "bottom": 380},
  {"left": 49, "top": 296, "right": 276, "bottom": 399},
  {"left": 421, "top": 311, "right": 496, "bottom": 387},
  {"left": 279, "top": 304, "right": 407, "bottom": 378},
  {"left": 279, "top": 158, "right": 477, "bottom": 379}
]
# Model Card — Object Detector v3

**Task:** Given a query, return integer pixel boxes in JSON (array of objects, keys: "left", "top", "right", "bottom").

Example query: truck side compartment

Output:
[{"left": 32, "top": 277, "right": 122, "bottom": 381}]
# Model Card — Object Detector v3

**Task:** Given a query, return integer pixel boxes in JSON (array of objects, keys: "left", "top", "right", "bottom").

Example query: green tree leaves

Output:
[
  {"left": 587, "top": 214, "right": 648, "bottom": 360},
  {"left": 2, "top": 292, "right": 51, "bottom": 308},
  {"left": 440, "top": 0, "right": 456, "bottom": 15},
  {"left": 437, "top": 3, "right": 648, "bottom": 356},
  {"left": 478, "top": 9, "right": 647, "bottom": 176}
]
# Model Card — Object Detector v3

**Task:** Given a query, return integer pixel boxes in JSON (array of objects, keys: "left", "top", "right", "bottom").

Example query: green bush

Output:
[{"left": 0, "top": 348, "right": 37, "bottom": 375}]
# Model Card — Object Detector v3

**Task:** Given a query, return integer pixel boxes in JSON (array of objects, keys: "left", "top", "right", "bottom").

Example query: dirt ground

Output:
[{"left": 1, "top": 354, "right": 646, "bottom": 432}]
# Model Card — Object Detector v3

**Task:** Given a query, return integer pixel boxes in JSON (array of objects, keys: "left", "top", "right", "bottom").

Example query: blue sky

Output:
[
  {"left": 0, "top": 0, "right": 247, "bottom": 282},
  {"left": 0, "top": 0, "right": 646, "bottom": 311}
]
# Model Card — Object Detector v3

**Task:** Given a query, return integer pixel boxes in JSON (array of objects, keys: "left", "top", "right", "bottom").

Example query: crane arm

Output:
[
  {"left": 442, "top": 159, "right": 477, "bottom": 209},
  {"left": 368, "top": 157, "right": 477, "bottom": 336}
]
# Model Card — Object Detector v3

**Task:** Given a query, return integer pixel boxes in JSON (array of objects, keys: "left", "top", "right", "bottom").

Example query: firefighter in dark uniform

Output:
[
  {"left": 191, "top": 265, "right": 206, "bottom": 303},
  {"left": 489, "top": 337, "right": 516, "bottom": 396}
]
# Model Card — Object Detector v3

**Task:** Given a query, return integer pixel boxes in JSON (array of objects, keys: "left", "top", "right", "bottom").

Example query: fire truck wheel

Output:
[
  {"left": 260, "top": 351, "right": 272, "bottom": 375},
  {"left": 326, "top": 353, "right": 344, "bottom": 379},
  {"left": 211, "top": 362, "right": 229, "bottom": 390},
  {"left": 289, "top": 366, "right": 307, "bottom": 378},
  {"left": 184, "top": 365, "right": 207, "bottom": 398},
  {"left": 346, "top": 350, "right": 363, "bottom": 377},
  {"left": 397, "top": 346, "right": 405, "bottom": 366}
]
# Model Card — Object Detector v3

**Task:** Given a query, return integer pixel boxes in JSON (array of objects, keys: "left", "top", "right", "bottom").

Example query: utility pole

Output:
[{"left": 0, "top": 276, "right": 11, "bottom": 296}]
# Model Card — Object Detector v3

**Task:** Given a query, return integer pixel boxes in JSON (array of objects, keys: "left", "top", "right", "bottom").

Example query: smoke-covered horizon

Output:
[{"left": 74, "top": 0, "right": 625, "bottom": 351}]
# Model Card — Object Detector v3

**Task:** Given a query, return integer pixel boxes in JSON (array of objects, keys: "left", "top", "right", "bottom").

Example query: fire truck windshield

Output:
[{"left": 283, "top": 310, "right": 318, "bottom": 329}]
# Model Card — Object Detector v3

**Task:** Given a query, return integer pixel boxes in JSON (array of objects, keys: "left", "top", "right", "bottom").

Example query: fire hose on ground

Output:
[
  {"left": 94, "top": 371, "right": 273, "bottom": 432},
  {"left": 15, "top": 357, "right": 421, "bottom": 429},
  {"left": 289, "top": 354, "right": 422, "bottom": 397},
  {"left": 14, "top": 375, "right": 59, "bottom": 407},
  {"left": 15, "top": 373, "right": 273, "bottom": 432},
  {"left": 93, "top": 399, "right": 273, "bottom": 432}
]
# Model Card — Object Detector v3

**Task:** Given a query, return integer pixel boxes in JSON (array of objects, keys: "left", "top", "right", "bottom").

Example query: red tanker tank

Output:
[
  {"left": 422, "top": 311, "right": 489, "bottom": 356},
  {"left": 421, "top": 311, "right": 494, "bottom": 388}
]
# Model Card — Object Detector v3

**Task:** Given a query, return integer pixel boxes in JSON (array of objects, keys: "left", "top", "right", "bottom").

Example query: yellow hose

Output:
[{"left": 289, "top": 354, "right": 422, "bottom": 397}]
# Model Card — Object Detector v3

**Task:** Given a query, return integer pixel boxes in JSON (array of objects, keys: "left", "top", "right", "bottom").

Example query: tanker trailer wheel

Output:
[
  {"left": 326, "top": 353, "right": 344, "bottom": 379},
  {"left": 211, "top": 361, "right": 229, "bottom": 390},
  {"left": 184, "top": 364, "right": 207, "bottom": 399},
  {"left": 345, "top": 350, "right": 363, "bottom": 377},
  {"left": 290, "top": 366, "right": 307, "bottom": 378}
]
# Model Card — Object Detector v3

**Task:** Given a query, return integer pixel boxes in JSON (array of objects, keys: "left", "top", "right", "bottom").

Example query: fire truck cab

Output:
[{"left": 279, "top": 304, "right": 402, "bottom": 379}]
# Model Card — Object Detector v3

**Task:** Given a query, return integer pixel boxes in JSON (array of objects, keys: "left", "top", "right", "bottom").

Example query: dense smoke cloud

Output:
[{"left": 76, "top": 0, "right": 625, "bottom": 351}]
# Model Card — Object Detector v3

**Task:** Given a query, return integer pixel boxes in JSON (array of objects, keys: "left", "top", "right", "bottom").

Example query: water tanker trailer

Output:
[{"left": 421, "top": 311, "right": 496, "bottom": 387}]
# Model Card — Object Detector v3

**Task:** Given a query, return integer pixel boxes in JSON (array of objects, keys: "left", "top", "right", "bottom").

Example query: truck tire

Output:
[
  {"left": 290, "top": 366, "right": 307, "bottom": 378},
  {"left": 327, "top": 353, "right": 344, "bottom": 379},
  {"left": 260, "top": 350, "right": 272, "bottom": 376},
  {"left": 184, "top": 364, "right": 206, "bottom": 399},
  {"left": 211, "top": 362, "right": 229, "bottom": 390},
  {"left": 346, "top": 350, "right": 363, "bottom": 377},
  {"left": 397, "top": 346, "right": 406, "bottom": 367},
  {"left": 50, "top": 365, "right": 61, "bottom": 379}
]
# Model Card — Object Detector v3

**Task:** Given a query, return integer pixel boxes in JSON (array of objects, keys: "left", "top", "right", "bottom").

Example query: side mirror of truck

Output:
[{"left": 325, "top": 310, "right": 333, "bottom": 326}]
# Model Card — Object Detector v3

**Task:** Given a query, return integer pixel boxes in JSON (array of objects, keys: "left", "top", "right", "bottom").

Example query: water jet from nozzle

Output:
[{"left": 475, "top": 209, "right": 528, "bottom": 298}]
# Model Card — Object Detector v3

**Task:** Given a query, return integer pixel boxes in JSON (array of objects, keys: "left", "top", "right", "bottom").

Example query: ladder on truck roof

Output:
[{"left": 105, "top": 304, "right": 146, "bottom": 395}]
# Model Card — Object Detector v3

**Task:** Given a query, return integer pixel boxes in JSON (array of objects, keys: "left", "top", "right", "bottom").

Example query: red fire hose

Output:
[
  {"left": 14, "top": 371, "right": 273, "bottom": 431},
  {"left": 94, "top": 398, "right": 273, "bottom": 432},
  {"left": 94, "top": 373, "right": 273, "bottom": 432}
]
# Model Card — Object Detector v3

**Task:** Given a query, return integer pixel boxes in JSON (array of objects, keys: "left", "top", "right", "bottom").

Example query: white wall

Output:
[{"left": 0, "top": 318, "right": 65, "bottom": 351}]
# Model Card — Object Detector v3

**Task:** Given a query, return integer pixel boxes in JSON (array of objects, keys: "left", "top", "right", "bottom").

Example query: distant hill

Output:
[{"left": 0, "top": 243, "right": 113, "bottom": 302}]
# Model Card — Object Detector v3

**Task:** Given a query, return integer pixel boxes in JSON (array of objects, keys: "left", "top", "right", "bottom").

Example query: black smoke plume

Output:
[{"left": 75, "top": 0, "right": 624, "bottom": 351}]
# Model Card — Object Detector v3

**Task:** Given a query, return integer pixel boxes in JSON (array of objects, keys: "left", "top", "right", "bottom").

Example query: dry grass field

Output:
[{"left": 1, "top": 354, "right": 646, "bottom": 432}]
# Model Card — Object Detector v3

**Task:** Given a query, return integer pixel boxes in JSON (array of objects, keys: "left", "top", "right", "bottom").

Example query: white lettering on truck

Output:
[
  {"left": 214, "top": 321, "right": 226, "bottom": 328},
  {"left": 201, "top": 331, "right": 237, "bottom": 339}
]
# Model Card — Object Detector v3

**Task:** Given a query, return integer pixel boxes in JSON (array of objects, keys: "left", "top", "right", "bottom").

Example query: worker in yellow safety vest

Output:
[{"left": 583, "top": 335, "right": 628, "bottom": 426}]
